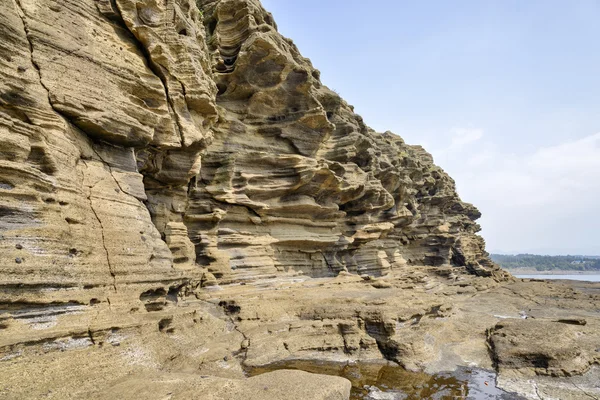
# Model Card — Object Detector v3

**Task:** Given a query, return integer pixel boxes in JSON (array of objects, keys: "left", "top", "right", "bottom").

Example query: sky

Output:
[{"left": 261, "top": 0, "right": 600, "bottom": 256}]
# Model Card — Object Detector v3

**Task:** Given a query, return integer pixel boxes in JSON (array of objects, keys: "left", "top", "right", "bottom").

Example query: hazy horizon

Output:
[
  {"left": 489, "top": 250, "right": 600, "bottom": 257},
  {"left": 262, "top": 0, "right": 600, "bottom": 256}
]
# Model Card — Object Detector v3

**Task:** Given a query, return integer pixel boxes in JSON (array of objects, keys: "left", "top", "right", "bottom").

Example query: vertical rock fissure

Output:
[
  {"left": 106, "top": 165, "right": 126, "bottom": 194},
  {"left": 13, "top": 0, "right": 118, "bottom": 292},
  {"left": 533, "top": 382, "right": 543, "bottom": 400},
  {"left": 106, "top": 1, "right": 206, "bottom": 263},
  {"left": 110, "top": 0, "right": 185, "bottom": 145},
  {"left": 88, "top": 195, "right": 118, "bottom": 292},
  {"left": 569, "top": 381, "right": 600, "bottom": 400},
  {"left": 322, "top": 253, "right": 336, "bottom": 275},
  {"left": 82, "top": 160, "right": 118, "bottom": 292},
  {"left": 12, "top": 0, "right": 56, "bottom": 117},
  {"left": 486, "top": 326, "right": 499, "bottom": 373},
  {"left": 91, "top": 147, "right": 131, "bottom": 201},
  {"left": 230, "top": 316, "right": 249, "bottom": 362}
]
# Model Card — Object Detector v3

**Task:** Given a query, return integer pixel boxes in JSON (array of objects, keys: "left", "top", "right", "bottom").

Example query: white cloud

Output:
[
  {"left": 428, "top": 131, "right": 600, "bottom": 254},
  {"left": 466, "top": 147, "right": 494, "bottom": 167},
  {"left": 434, "top": 128, "right": 484, "bottom": 158},
  {"left": 529, "top": 132, "right": 600, "bottom": 172},
  {"left": 432, "top": 127, "right": 485, "bottom": 170},
  {"left": 448, "top": 127, "right": 484, "bottom": 149}
]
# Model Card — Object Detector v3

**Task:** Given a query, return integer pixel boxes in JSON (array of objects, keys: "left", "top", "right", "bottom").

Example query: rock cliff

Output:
[
  {"left": 1, "top": 0, "right": 504, "bottom": 304},
  {"left": 1, "top": 1, "right": 598, "bottom": 399}
]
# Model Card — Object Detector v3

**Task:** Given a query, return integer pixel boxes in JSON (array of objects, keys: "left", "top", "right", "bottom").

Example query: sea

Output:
[{"left": 514, "top": 274, "right": 600, "bottom": 282}]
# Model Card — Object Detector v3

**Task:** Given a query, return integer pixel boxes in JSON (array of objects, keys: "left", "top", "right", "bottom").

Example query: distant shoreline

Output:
[{"left": 506, "top": 269, "right": 600, "bottom": 275}]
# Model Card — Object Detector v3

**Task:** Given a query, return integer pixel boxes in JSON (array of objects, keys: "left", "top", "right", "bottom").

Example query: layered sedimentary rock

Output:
[
  {"left": 1, "top": 0, "right": 598, "bottom": 399},
  {"left": 187, "top": 0, "right": 506, "bottom": 282},
  {"left": 1, "top": 0, "right": 505, "bottom": 313}
]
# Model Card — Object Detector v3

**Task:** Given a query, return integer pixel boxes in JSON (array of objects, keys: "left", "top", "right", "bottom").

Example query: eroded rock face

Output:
[
  {"left": 6, "top": 1, "right": 597, "bottom": 399},
  {"left": 187, "top": 0, "right": 507, "bottom": 282},
  {"left": 1, "top": 0, "right": 506, "bottom": 312},
  {"left": 0, "top": 0, "right": 196, "bottom": 306}
]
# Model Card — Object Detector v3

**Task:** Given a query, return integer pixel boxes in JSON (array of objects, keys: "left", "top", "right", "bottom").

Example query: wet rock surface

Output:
[
  {"left": 0, "top": 0, "right": 599, "bottom": 399},
  {"left": 249, "top": 361, "right": 526, "bottom": 400}
]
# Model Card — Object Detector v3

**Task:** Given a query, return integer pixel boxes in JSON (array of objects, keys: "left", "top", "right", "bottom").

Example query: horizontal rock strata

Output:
[{"left": 1, "top": 0, "right": 597, "bottom": 399}]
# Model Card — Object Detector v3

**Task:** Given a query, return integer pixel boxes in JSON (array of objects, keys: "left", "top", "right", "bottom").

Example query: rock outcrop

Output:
[
  {"left": 0, "top": 0, "right": 505, "bottom": 300},
  {"left": 1, "top": 0, "right": 598, "bottom": 399}
]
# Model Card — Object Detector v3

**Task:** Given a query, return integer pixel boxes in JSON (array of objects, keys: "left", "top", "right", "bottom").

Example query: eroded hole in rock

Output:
[
  {"left": 178, "top": 28, "right": 188, "bottom": 36},
  {"left": 267, "top": 114, "right": 287, "bottom": 122},
  {"left": 450, "top": 247, "right": 466, "bottom": 267},
  {"left": 166, "top": 285, "right": 183, "bottom": 303},
  {"left": 207, "top": 19, "right": 217, "bottom": 36},
  {"left": 158, "top": 317, "right": 174, "bottom": 333},
  {"left": 285, "top": 69, "right": 308, "bottom": 87},
  {"left": 424, "top": 255, "right": 446, "bottom": 267},
  {"left": 0, "top": 90, "right": 32, "bottom": 107},
  {"left": 223, "top": 56, "right": 237, "bottom": 66},
  {"left": 375, "top": 340, "right": 400, "bottom": 362},
  {"left": 427, "top": 305, "right": 442, "bottom": 318},
  {"left": 0, "top": 205, "right": 19, "bottom": 218},
  {"left": 140, "top": 288, "right": 167, "bottom": 299},
  {"left": 215, "top": 63, "right": 228, "bottom": 73},
  {"left": 218, "top": 300, "right": 241, "bottom": 315},
  {"left": 139, "top": 288, "right": 167, "bottom": 312},
  {"left": 556, "top": 318, "right": 587, "bottom": 326},
  {"left": 529, "top": 354, "right": 551, "bottom": 369},
  {"left": 26, "top": 146, "right": 56, "bottom": 175},
  {"left": 196, "top": 255, "right": 217, "bottom": 265},
  {"left": 216, "top": 83, "right": 227, "bottom": 96}
]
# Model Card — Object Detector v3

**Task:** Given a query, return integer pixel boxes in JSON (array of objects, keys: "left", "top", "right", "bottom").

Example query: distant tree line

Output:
[{"left": 490, "top": 254, "right": 600, "bottom": 271}]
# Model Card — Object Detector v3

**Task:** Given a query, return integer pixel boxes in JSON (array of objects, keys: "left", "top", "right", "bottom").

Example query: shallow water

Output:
[
  {"left": 515, "top": 274, "right": 600, "bottom": 282},
  {"left": 248, "top": 360, "right": 525, "bottom": 399}
]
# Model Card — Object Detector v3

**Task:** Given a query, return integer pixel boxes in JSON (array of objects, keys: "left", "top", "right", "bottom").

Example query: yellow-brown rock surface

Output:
[{"left": 1, "top": 0, "right": 599, "bottom": 399}]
